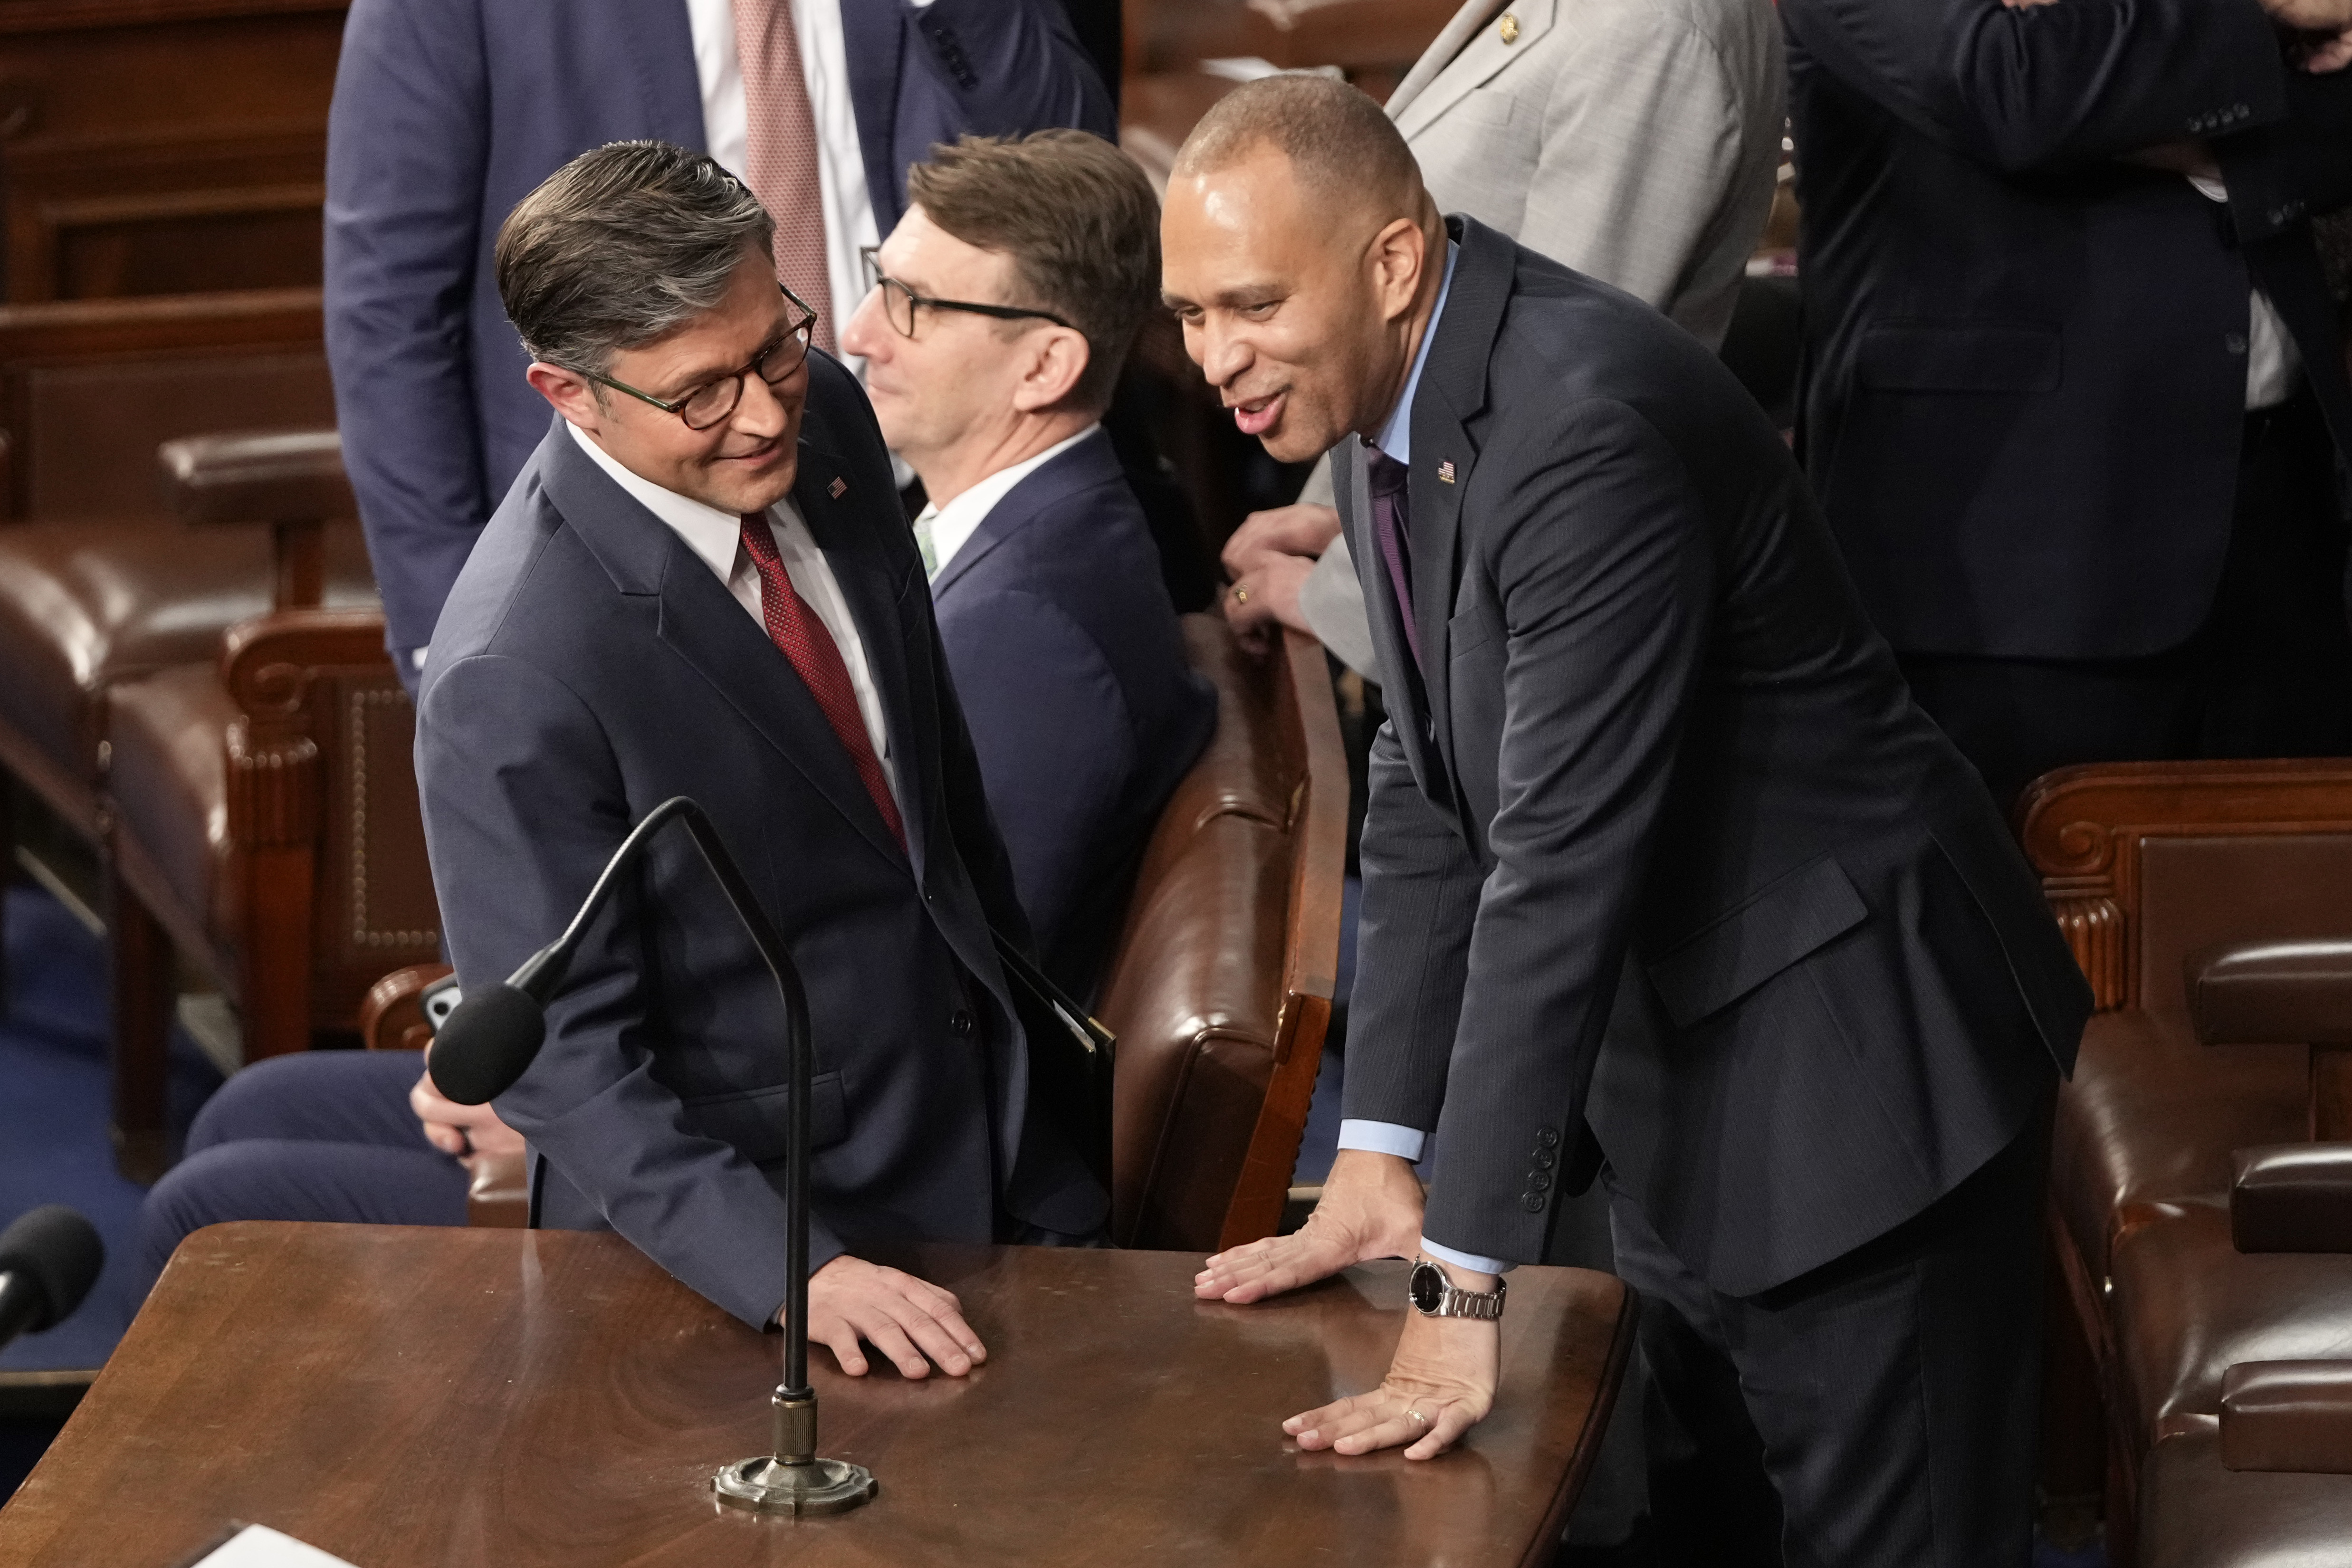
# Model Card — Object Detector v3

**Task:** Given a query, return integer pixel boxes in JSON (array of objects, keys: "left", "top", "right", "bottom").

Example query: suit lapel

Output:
[
  {"left": 928, "top": 430, "right": 1119, "bottom": 599},
  {"left": 792, "top": 445, "right": 935, "bottom": 881},
  {"left": 838, "top": 1, "right": 907, "bottom": 230},
  {"left": 1410, "top": 218, "right": 1514, "bottom": 796},
  {"left": 1391, "top": 0, "right": 1558, "bottom": 139}
]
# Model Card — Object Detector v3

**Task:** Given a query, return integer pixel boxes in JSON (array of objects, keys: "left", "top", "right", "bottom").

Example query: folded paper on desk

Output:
[{"left": 190, "top": 1524, "right": 358, "bottom": 1567}]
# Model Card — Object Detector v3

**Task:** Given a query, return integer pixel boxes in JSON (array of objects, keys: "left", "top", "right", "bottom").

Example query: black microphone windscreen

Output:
[
  {"left": 0, "top": 1205, "right": 104, "bottom": 1332},
  {"left": 428, "top": 982, "right": 547, "bottom": 1106}
]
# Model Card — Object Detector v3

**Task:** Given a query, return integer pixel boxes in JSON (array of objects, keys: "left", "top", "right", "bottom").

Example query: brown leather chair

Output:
[
  {"left": 0, "top": 290, "right": 364, "bottom": 951},
  {"left": 1094, "top": 618, "right": 1345, "bottom": 1252},
  {"left": 100, "top": 432, "right": 439, "bottom": 1177},
  {"left": 2017, "top": 760, "right": 2352, "bottom": 1563}
]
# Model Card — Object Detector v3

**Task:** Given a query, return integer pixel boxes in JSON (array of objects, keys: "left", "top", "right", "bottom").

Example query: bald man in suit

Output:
[{"left": 1221, "top": 0, "right": 1785, "bottom": 678}]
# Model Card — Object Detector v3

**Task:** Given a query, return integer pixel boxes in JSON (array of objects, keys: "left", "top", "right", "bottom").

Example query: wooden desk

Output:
[{"left": 0, "top": 1224, "right": 1634, "bottom": 1566}]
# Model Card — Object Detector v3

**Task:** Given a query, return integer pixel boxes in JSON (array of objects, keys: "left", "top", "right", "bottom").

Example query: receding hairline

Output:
[{"left": 1168, "top": 74, "right": 1426, "bottom": 225}]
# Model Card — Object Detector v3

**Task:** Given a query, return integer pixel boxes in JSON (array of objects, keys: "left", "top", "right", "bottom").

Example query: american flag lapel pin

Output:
[
  {"left": 1437, "top": 459, "right": 1457, "bottom": 484},
  {"left": 828, "top": 476, "right": 849, "bottom": 499}
]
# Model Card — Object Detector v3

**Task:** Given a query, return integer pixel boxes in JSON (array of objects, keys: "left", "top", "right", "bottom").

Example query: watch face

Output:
[{"left": 1410, "top": 1261, "right": 1447, "bottom": 1313}]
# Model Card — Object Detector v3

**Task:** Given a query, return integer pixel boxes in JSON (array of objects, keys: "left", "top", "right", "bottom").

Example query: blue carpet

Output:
[{"left": 1, "top": 877, "right": 221, "bottom": 1378}]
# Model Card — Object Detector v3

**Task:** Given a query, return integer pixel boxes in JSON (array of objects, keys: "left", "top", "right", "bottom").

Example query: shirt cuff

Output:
[
  {"left": 1336, "top": 1119, "right": 1425, "bottom": 1162},
  {"left": 1421, "top": 1236, "right": 1516, "bottom": 1277}
]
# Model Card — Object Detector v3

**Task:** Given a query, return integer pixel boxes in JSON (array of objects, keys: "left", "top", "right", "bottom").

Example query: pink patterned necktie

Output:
[
  {"left": 739, "top": 513, "right": 905, "bottom": 851},
  {"left": 733, "top": 0, "right": 834, "bottom": 350}
]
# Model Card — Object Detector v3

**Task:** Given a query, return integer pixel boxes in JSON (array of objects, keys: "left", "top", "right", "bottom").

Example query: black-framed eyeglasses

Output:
[
  {"left": 859, "top": 246, "right": 1072, "bottom": 340},
  {"left": 572, "top": 283, "right": 820, "bottom": 432}
]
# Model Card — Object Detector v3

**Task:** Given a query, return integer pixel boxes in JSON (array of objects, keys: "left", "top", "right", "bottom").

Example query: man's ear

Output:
[
  {"left": 1367, "top": 216, "right": 1430, "bottom": 324},
  {"left": 1010, "top": 326, "right": 1092, "bottom": 414},
  {"left": 525, "top": 362, "right": 603, "bottom": 430}
]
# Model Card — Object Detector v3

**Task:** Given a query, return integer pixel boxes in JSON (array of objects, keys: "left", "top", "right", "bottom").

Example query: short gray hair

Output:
[
  {"left": 496, "top": 141, "right": 776, "bottom": 373},
  {"left": 1172, "top": 75, "right": 1423, "bottom": 219}
]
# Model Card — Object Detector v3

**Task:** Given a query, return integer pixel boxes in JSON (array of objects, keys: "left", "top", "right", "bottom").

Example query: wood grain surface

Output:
[{"left": 0, "top": 1224, "right": 1633, "bottom": 1567}]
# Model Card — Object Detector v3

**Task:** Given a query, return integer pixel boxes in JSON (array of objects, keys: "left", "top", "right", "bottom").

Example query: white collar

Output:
[
  {"left": 566, "top": 419, "right": 765, "bottom": 578},
  {"left": 917, "top": 422, "right": 1100, "bottom": 579}
]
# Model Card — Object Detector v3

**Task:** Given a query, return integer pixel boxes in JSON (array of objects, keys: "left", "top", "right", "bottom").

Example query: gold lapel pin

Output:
[
  {"left": 828, "top": 476, "right": 848, "bottom": 499},
  {"left": 1500, "top": 12, "right": 1520, "bottom": 43},
  {"left": 1438, "top": 459, "right": 1457, "bottom": 484}
]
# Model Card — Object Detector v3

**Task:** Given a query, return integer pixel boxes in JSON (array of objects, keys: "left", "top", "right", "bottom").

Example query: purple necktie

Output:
[{"left": 1367, "top": 449, "right": 1422, "bottom": 673}]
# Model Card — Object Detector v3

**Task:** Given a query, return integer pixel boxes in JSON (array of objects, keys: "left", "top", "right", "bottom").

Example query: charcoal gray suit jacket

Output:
[
  {"left": 416, "top": 354, "right": 1104, "bottom": 1328},
  {"left": 1339, "top": 217, "right": 2092, "bottom": 1295}
]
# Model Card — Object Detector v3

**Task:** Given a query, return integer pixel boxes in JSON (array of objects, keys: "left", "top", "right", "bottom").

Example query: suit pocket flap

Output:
[
  {"left": 679, "top": 1072, "right": 848, "bottom": 1164},
  {"left": 1857, "top": 323, "right": 2062, "bottom": 393},
  {"left": 1644, "top": 855, "right": 1870, "bottom": 1029}
]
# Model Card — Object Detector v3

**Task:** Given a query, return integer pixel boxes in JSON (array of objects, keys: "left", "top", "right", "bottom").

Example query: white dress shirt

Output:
[
  {"left": 913, "top": 423, "right": 1100, "bottom": 580},
  {"left": 686, "top": 0, "right": 932, "bottom": 365},
  {"left": 2187, "top": 173, "right": 2303, "bottom": 410},
  {"left": 566, "top": 421, "right": 900, "bottom": 806}
]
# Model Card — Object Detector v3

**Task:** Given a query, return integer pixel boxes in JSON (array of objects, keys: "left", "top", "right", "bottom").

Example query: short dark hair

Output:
[
  {"left": 1172, "top": 75, "right": 1423, "bottom": 218},
  {"left": 496, "top": 140, "right": 775, "bottom": 374},
  {"left": 905, "top": 131, "right": 1158, "bottom": 412}
]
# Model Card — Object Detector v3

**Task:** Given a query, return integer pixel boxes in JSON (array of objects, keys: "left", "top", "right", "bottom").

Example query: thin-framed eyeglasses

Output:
[
  {"left": 571, "top": 283, "right": 819, "bottom": 431},
  {"left": 859, "top": 246, "right": 1073, "bottom": 340}
]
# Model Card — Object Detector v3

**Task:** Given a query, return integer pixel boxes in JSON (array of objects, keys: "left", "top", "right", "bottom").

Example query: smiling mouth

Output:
[
  {"left": 718, "top": 435, "right": 787, "bottom": 466},
  {"left": 1228, "top": 391, "right": 1285, "bottom": 437}
]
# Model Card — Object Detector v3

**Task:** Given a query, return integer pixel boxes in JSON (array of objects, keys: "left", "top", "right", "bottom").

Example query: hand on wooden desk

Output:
[
  {"left": 805, "top": 1255, "right": 989, "bottom": 1379},
  {"left": 1195, "top": 1149, "right": 1424, "bottom": 1302},
  {"left": 1285, "top": 1309, "right": 1501, "bottom": 1462}
]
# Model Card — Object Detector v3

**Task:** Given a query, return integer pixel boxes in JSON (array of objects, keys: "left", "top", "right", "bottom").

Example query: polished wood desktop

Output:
[{"left": 0, "top": 1224, "right": 1634, "bottom": 1566}]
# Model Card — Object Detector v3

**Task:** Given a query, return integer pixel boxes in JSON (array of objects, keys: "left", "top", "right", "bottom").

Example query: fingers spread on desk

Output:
[{"left": 1195, "top": 1232, "right": 1346, "bottom": 1302}]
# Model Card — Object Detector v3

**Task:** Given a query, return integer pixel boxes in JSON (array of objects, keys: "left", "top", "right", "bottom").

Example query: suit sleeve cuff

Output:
[
  {"left": 1421, "top": 1235, "right": 1517, "bottom": 1276},
  {"left": 1337, "top": 1119, "right": 1425, "bottom": 1162}
]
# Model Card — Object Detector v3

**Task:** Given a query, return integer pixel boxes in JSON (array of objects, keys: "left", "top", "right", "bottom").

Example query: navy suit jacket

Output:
[
  {"left": 929, "top": 430, "right": 1215, "bottom": 997},
  {"left": 325, "top": 0, "right": 1113, "bottom": 661},
  {"left": 1783, "top": 0, "right": 2352, "bottom": 660},
  {"left": 415, "top": 354, "right": 1105, "bottom": 1329},
  {"left": 1338, "top": 219, "right": 2092, "bottom": 1295}
]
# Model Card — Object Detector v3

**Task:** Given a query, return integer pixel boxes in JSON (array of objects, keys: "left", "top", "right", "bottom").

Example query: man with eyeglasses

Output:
[
  {"left": 837, "top": 133, "right": 1214, "bottom": 999},
  {"left": 132, "top": 143, "right": 1106, "bottom": 1377}
]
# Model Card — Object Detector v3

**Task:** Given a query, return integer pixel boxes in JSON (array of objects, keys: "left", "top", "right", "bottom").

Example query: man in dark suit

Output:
[
  {"left": 1166, "top": 78, "right": 2091, "bottom": 1562},
  {"left": 1783, "top": 0, "right": 2352, "bottom": 808},
  {"left": 325, "top": 0, "right": 1112, "bottom": 687},
  {"left": 839, "top": 133, "right": 1214, "bottom": 997},
  {"left": 414, "top": 142, "right": 1101, "bottom": 1370}
]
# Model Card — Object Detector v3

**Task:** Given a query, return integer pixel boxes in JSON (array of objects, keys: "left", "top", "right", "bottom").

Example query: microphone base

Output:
[{"left": 712, "top": 1455, "right": 877, "bottom": 1516}]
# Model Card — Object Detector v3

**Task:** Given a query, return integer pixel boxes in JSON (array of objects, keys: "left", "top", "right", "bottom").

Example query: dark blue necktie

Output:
[{"left": 1367, "top": 449, "right": 1422, "bottom": 674}]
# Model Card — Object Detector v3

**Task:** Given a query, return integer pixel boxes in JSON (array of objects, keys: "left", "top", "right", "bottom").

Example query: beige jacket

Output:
[{"left": 1294, "top": 0, "right": 1786, "bottom": 678}]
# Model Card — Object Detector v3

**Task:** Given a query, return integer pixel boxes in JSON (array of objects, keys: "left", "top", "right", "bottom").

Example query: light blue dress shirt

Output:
[{"left": 1328, "top": 241, "right": 1512, "bottom": 1279}]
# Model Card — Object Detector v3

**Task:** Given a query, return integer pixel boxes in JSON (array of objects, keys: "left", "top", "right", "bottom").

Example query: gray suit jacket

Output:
[
  {"left": 1339, "top": 219, "right": 2090, "bottom": 1295},
  {"left": 1298, "top": 0, "right": 1785, "bottom": 678},
  {"left": 416, "top": 354, "right": 1104, "bottom": 1329}
]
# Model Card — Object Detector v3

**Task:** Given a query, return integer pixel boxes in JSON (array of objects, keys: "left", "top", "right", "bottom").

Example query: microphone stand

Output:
[{"left": 433, "top": 795, "right": 874, "bottom": 1516}]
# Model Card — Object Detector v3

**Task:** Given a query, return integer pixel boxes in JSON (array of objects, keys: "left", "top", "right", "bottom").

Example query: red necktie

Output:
[
  {"left": 740, "top": 512, "right": 906, "bottom": 850},
  {"left": 733, "top": 0, "right": 835, "bottom": 350}
]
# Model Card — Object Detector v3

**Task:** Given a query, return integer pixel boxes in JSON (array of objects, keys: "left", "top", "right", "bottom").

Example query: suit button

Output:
[
  {"left": 1532, "top": 1148, "right": 1557, "bottom": 1170},
  {"left": 1527, "top": 1171, "right": 1553, "bottom": 1192},
  {"left": 951, "top": 1009, "right": 975, "bottom": 1037},
  {"left": 1521, "top": 1193, "right": 1547, "bottom": 1213},
  {"left": 1535, "top": 1127, "right": 1560, "bottom": 1149},
  {"left": 2226, "top": 332, "right": 2249, "bottom": 354}
]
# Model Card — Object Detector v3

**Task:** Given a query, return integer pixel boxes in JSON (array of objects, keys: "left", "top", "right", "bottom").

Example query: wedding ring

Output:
[
  {"left": 1233, "top": 586, "right": 1249, "bottom": 603},
  {"left": 1406, "top": 1409, "right": 1427, "bottom": 1426}
]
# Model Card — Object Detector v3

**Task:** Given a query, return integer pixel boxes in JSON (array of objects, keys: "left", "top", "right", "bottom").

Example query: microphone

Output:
[
  {"left": 425, "top": 795, "right": 875, "bottom": 1517},
  {"left": 0, "top": 1205, "right": 105, "bottom": 1351}
]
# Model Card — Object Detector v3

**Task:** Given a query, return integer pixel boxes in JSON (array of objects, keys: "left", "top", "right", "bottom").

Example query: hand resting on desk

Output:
[
  {"left": 806, "top": 1255, "right": 989, "bottom": 1379},
  {"left": 1195, "top": 1148, "right": 1425, "bottom": 1303}
]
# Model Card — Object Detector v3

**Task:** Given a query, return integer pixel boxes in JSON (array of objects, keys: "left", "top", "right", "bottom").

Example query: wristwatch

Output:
[{"left": 1408, "top": 1258, "right": 1507, "bottom": 1320}]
